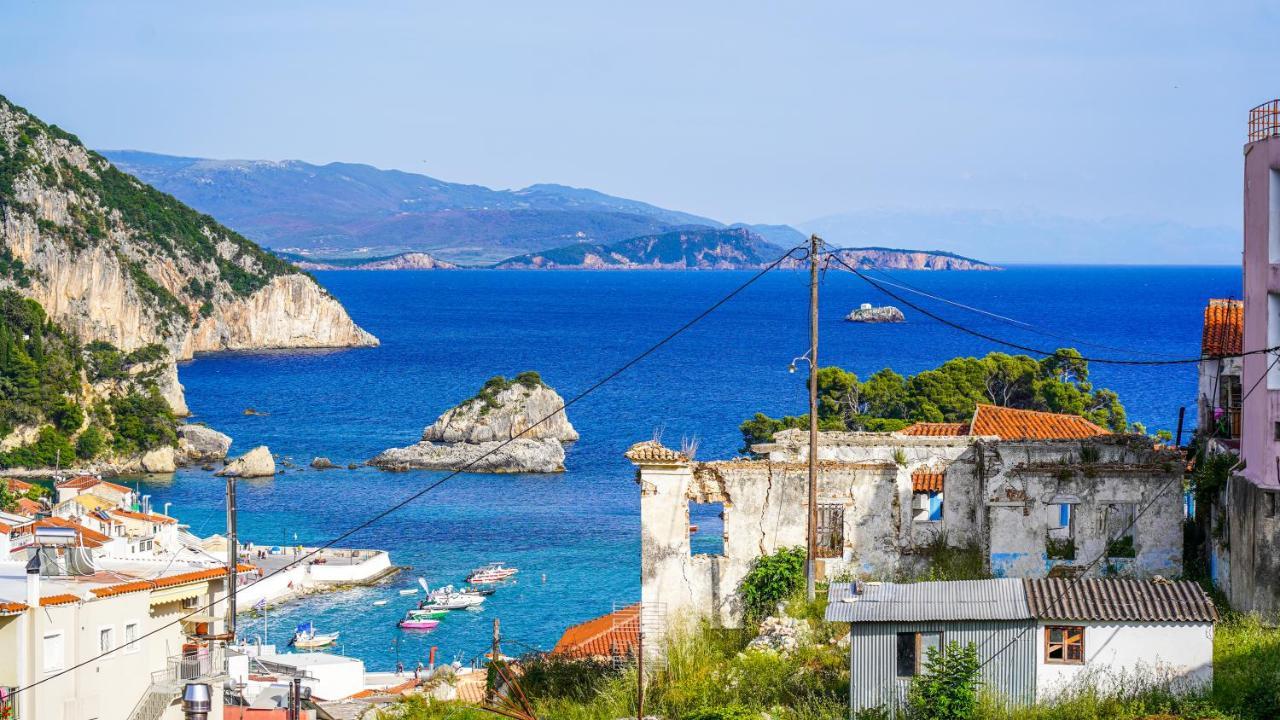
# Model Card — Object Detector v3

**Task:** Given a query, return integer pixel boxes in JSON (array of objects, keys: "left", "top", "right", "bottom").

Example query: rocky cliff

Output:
[
  {"left": 370, "top": 372, "right": 576, "bottom": 473},
  {"left": 0, "top": 95, "right": 376, "bottom": 470},
  {"left": 0, "top": 95, "right": 377, "bottom": 403},
  {"left": 824, "top": 247, "right": 998, "bottom": 271}
]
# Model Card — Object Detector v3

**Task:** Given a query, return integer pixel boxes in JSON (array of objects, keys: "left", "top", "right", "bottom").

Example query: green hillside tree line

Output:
[
  {"left": 740, "top": 348, "right": 1126, "bottom": 452},
  {"left": 0, "top": 289, "right": 175, "bottom": 468}
]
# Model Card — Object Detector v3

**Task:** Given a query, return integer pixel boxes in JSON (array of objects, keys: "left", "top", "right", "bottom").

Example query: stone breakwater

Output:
[{"left": 370, "top": 373, "right": 577, "bottom": 473}]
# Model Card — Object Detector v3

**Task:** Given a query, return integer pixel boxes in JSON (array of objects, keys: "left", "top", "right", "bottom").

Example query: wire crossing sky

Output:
[{"left": 1, "top": 2, "right": 1275, "bottom": 263}]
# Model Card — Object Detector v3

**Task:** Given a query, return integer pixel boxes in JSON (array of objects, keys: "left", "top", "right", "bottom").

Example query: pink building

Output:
[{"left": 1241, "top": 100, "right": 1280, "bottom": 487}]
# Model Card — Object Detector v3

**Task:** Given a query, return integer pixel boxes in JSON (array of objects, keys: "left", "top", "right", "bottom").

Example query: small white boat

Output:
[
  {"left": 290, "top": 622, "right": 338, "bottom": 649},
  {"left": 423, "top": 585, "right": 485, "bottom": 611},
  {"left": 399, "top": 588, "right": 418, "bottom": 596},
  {"left": 466, "top": 562, "right": 519, "bottom": 584},
  {"left": 372, "top": 599, "right": 389, "bottom": 606}
]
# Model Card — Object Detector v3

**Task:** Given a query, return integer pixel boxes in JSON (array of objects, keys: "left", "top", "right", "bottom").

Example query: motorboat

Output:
[
  {"left": 408, "top": 608, "right": 448, "bottom": 620},
  {"left": 398, "top": 615, "right": 440, "bottom": 630},
  {"left": 466, "top": 562, "right": 518, "bottom": 584},
  {"left": 459, "top": 585, "right": 496, "bottom": 596},
  {"left": 290, "top": 622, "right": 339, "bottom": 649},
  {"left": 398, "top": 588, "right": 418, "bottom": 596},
  {"left": 423, "top": 585, "right": 485, "bottom": 610},
  {"left": 372, "top": 599, "right": 389, "bottom": 606}
]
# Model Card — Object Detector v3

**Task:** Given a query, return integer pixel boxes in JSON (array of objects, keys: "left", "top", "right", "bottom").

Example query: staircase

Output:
[{"left": 126, "top": 647, "right": 227, "bottom": 720}]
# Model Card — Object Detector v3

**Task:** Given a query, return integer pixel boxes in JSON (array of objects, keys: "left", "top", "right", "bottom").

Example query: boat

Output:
[
  {"left": 422, "top": 585, "right": 485, "bottom": 610},
  {"left": 459, "top": 585, "right": 496, "bottom": 596},
  {"left": 466, "top": 562, "right": 519, "bottom": 584},
  {"left": 408, "top": 608, "right": 448, "bottom": 620},
  {"left": 372, "top": 600, "right": 389, "bottom": 606},
  {"left": 398, "top": 588, "right": 418, "bottom": 596},
  {"left": 289, "top": 622, "right": 339, "bottom": 649},
  {"left": 398, "top": 615, "right": 440, "bottom": 630}
]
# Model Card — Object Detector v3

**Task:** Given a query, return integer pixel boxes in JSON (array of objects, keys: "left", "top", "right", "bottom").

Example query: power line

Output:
[
  {"left": 8, "top": 243, "right": 807, "bottom": 699},
  {"left": 855, "top": 266, "right": 1183, "bottom": 360},
  {"left": 829, "top": 254, "right": 1278, "bottom": 366}
]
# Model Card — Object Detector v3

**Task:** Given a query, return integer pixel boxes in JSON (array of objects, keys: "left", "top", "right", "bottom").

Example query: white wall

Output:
[{"left": 1034, "top": 621, "right": 1214, "bottom": 699}]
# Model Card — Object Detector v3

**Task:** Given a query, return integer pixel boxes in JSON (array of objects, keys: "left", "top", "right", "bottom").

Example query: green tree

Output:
[
  {"left": 738, "top": 546, "right": 806, "bottom": 623},
  {"left": 906, "top": 642, "right": 981, "bottom": 720}
]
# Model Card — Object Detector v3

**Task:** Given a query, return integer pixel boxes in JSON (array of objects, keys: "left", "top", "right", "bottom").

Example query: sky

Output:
[{"left": 1, "top": 2, "right": 1277, "bottom": 262}]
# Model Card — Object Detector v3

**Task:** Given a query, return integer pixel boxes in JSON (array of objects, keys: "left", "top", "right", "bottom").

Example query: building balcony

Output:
[
  {"left": 1, "top": 686, "right": 16, "bottom": 720},
  {"left": 1249, "top": 100, "right": 1280, "bottom": 142}
]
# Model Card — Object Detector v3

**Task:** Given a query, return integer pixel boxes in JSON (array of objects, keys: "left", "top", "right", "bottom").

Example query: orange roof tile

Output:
[
  {"left": 16, "top": 516, "right": 112, "bottom": 548},
  {"left": 1202, "top": 299, "right": 1243, "bottom": 357},
  {"left": 5, "top": 478, "right": 34, "bottom": 493},
  {"left": 15, "top": 498, "right": 42, "bottom": 515},
  {"left": 40, "top": 594, "right": 80, "bottom": 606},
  {"left": 901, "top": 422, "right": 970, "bottom": 437},
  {"left": 552, "top": 604, "right": 640, "bottom": 658},
  {"left": 970, "top": 405, "right": 1108, "bottom": 441},
  {"left": 110, "top": 508, "right": 177, "bottom": 525},
  {"left": 57, "top": 476, "right": 130, "bottom": 495},
  {"left": 911, "top": 469, "right": 945, "bottom": 493},
  {"left": 91, "top": 564, "right": 258, "bottom": 598},
  {"left": 624, "top": 441, "right": 688, "bottom": 464},
  {"left": 0, "top": 601, "right": 27, "bottom": 615}
]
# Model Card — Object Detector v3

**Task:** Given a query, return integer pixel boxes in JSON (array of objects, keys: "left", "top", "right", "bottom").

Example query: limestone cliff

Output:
[
  {"left": 0, "top": 95, "right": 377, "bottom": 417},
  {"left": 370, "top": 372, "right": 576, "bottom": 473}
]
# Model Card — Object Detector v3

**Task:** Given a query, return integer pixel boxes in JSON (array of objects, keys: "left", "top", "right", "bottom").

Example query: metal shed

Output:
[{"left": 826, "top": 579, "right": 1037, "bottom": 715}]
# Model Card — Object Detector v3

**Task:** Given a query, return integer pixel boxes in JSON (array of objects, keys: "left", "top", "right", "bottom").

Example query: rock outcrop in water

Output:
[
  {"left": 845, "top": 304, "right": 905, "bottom": 323},
  {"left": 369, "top": 372, "right": 576, "bottom": 473},
  {"left": 217, "top": 445, "right": 276, "bottom": 478},
  {"left": 177, "top": 424, "right": 233, "bottom": 464}
]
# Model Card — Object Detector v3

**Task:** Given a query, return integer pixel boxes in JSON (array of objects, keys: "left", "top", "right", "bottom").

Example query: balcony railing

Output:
[
  {"left": 1248, "top": 100, "right": 1280, "bottom": 142},
  {"left": 150, "top": 646, "right": 226, "bottom": 687},
  {"left": 1, "top": 686, "right": 16, "bottom": 720}
]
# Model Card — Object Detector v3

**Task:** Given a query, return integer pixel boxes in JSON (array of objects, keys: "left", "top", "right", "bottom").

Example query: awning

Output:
[{"left": 180, "top": 614, "right": 220, "bottom": 624}]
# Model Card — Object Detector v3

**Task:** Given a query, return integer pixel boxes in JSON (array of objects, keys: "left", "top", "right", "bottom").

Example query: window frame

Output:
[
  {"left": 41, "top": 630, "right": 65, "bottom": 673},
  {"left": 98, "top": 624, "right": 115, "bottom": 654},
  {"left": 123, "top": 620, "right": 141, "bottom": 654},
  {"left": 895, "top": 630, "right": 944, "bottom": 677},
  {"left": 1044, "top": 625, "right": 1085, "bottom": 665}
]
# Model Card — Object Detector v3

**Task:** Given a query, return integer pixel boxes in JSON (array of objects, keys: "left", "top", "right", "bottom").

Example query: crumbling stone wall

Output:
[{"left": 1220, "top": 474, "right": 1280, "bottom": 614}]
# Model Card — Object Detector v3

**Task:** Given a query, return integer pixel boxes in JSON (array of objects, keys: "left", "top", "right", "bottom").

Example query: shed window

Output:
[
  {"left": 1045, "top": 626, "right": 1084, "bottom": 664},
  {"left": 896, "top": 631, "right": 942, "bottom": 676}
]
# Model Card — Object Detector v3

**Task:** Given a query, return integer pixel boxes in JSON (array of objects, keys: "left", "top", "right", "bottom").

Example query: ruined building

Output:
[{"left": 630, "top": 405, "right": 1184, "bottom": 626}]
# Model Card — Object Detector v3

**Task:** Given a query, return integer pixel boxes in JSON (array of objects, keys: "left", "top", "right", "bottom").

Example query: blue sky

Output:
[{"left": 1, "top": 2, "right": 1276, "bottom": 262}]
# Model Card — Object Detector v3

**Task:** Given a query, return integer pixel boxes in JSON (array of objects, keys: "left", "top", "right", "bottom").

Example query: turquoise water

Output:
[{"left": 136, "top": 265, "right": 1238, "bottom": 669}]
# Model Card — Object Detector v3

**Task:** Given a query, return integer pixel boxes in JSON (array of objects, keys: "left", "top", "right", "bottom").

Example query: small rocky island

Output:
[
  {"left": 845, "top": 303, "right": 905, "bottom": 323},
  {"left": 369, "top": 372, "right": 578, "bottom": 473}
]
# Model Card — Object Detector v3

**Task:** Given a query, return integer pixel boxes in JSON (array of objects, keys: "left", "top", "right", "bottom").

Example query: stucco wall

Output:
[
  {"left": 1033, "top": 621, "right": 1214, "bottom": 699},
  {"left": 1221, "top": 474, "right": 1280, "bottom": 614},
  {"left": 1240, "top": 135, "right": 1280, "bottom": 487}
]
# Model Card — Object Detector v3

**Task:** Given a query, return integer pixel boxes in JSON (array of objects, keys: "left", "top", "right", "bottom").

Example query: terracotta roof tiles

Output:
[
  {"left": 1201, "top": 298, "right": 1243, "bottom": 357},
  {"left": 110, "top": 508, "right": 177, "bottom": 525},
  {"left": 16, "top": 516, "right": 112, "bottom": 548},
  {"left": 91, "top": 564, "right": 257, "bottom": 598},
  {"left": 15, "top": 498, "right": 42, "bottom": 516},
  {"left": 901, "top": 422, "right": 970, "bottom": 437},
  {"left": 624, "top": 441, "right": 688, "bottom": 464},
  {"left": 5, "top": 478, "right": 34, "bottom": 493},
  {"left": 911, "top": 469, "right": 945, "bottom": 493},
  {"left": 552, "top": 604, "right": 640, "bottom": 658},
  {"left": 1024, "top": 578, "right": 1217, "bottom": 623},
  {"left": 970, "top": 405, "right": 1108, "bottom": 441},
  {"left": 40, "top": 594, "right": 80, "bottom": 607}
]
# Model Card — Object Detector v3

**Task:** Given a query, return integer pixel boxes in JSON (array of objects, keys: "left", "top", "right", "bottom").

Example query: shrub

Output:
[
  {"left": 516, "top": 653, "right": 623, "bottom": 703},
  {"left": 75, "top": 424, "right": 106, "bottom": 459},
  {"left": 906, "top": 641, "right": 980, "bottom": 720},
  {"left": 739, "top": 547, "right": 807, "bottom": 623},
  {"left": 0, "top": 426, "right": 77, "bottom": 468},
  {"left": 683, "top": 706, "right": 759, "bottom": 720}
]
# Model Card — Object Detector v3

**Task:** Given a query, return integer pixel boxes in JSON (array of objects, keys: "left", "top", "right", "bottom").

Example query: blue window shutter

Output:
[{"left": 928, "top": 493, "right": 943, "bottom": 521}]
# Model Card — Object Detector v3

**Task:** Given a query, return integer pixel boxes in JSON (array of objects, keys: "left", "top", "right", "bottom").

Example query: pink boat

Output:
[{"left": 397, "top": 617, "right": 440, "bottom": 630}]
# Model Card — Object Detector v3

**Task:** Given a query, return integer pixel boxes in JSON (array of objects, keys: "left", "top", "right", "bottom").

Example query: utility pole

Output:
[
  {"left": 487, "top": 617, "right": 500, "bottom": 704},
  {"left": 806, "top": 234, "right": 821, "bottom": 601},
  {"left": 225, "top": 475, "right": 238, "bottom": 642}
]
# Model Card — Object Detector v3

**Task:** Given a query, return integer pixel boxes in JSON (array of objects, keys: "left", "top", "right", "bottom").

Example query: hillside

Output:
[
  {"left": 493, "top": 227, "right": 787, "bottom": 269},
  {"left": 293, "top": 251, "right": 459, "bottom": 271},
  {"left": 0, "top": 95, "right": 376, "bottom": 468},
  {"left": 825, "top": 246, "right": 998, "bottom": 271},
  {"left": 103, "top": 151, "right": 724, "bottom": 264}
]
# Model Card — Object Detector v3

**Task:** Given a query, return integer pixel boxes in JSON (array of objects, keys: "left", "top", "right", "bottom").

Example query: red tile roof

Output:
[
  {"left": 16, "top": 516, "right": 112, "bottom": 548},
  {"left": 57, "top": 476, "right": 130, "bottom": 495},
  {"left": 5, "top": 478, "right": 34, "bottom": 493},
  {"left": 15, "top": 498, "right": 42, "bottom": 516},
  {"left": 110, "top": 508, "right": 177, "bottom": 525},
  {"left": 0, "top": 601, "right": 27, "bottom": 615},
  {"left": 901, "top": 422, "right": 970, "bottom": 437},
  {"left": 92, "top": 564, "right": 257, "bottom": 598},
  {"left": 969, "top": 405, "right": 1108, "bottom": 441},
  {"left": 40, "top": 594, "right": 80, "bottom": 607},
  {"left": 552, "top": 604, "right": 640, "bottom": 658},
  {"left": 911, "top": 469, "right": 945, "bottom": 493},
  {"left": 1202, "top": 299, "right": 1243, "bottom": 357}
]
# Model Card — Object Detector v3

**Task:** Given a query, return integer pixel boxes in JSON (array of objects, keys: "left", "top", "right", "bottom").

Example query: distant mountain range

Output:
[{"left": 494, "top": 227, "right": 785, "bottom": 269}]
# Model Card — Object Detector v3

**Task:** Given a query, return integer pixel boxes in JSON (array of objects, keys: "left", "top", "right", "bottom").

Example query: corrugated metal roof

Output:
[
  {"left": 1024, "top": 578, "right": 1218, "bottom": 623},
  {"left": 826, "top": 579, "right": 1032, "bottom": 623}
]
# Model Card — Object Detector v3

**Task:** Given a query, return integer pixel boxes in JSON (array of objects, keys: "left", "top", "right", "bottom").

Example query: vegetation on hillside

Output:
[
  {"left": 0, "top": 93, "right": 297, "bottom": 326},
  {"left": 0, "top": 289, "right": 175, "bottom": 467},
  {"left": 741, "top": 348, "right": 1127, "bottom": 452},
  {"left": 469, "top": 371, "right": 547, "bottom": 414}
]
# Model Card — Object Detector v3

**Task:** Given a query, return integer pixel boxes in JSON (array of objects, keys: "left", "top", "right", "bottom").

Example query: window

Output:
[
  {"left": 689, "top": 501, "right": 725, "bottom": 556},
  {"left": 124, "top": 622, "right": 140, "bottom": 654},
  {"left": 1106, "top": 504, "right": 1137, "bottom": 558},
  {"left": 42, "top": 631, "right": 65, "bottom": 672},
  {"left": 1270, "top": 294, "right": 1280, "bottom": 390},
  {"left": 99, "top": 626, "right": 114, "bottom": 653},
  {"left": 912, "top": 493, "right": 943, "bottom": 523},
  {"left": 1046, "top": 503, "right": 1076, "bottom": 560},
  {"left": 181, "top": 596, "right": 200, "bottom": 610},
  {"left": 896, "top": 631, "right": 942, "bottom": 677},
  {"left": 1045, "top": 626, "right": 1084, "bottom": 664},
  {"left": 816, "top": 503, "right": 845, "bottom": 557}
]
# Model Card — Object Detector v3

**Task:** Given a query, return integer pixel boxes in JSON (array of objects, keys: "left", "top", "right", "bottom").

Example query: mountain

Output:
[
  {"left": 292, "top": 251, "right": 459, "bottom": 271},
  {"left": 493, "top": 227, "right": 788, "bottom": 269},
  {"left": 0, "top": 95, "right": 375, "bottom": 467},
  {"left": 102, "top": 151, "right": 724, "bottom": 264},
  {"left": 801, "top": 209, "right": 1237, "bottom": 266},
  {"left": 825, "top": 247, "right": 997, "bottom": 271}
]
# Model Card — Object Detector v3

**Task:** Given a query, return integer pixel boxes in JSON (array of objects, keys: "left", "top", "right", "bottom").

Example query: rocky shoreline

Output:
[{"left": 370, "top": 371, "right": 577, "bottom": 473}]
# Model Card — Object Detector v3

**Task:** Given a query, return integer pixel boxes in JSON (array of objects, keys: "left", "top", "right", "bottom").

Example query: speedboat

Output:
[
  {"left": 290, "top": 622, "right": 339, "bottom": 649},
  {"left": 408, "top": 608, "right": 448, "bottom": 620},
  {"left": 459, "top": 585, "right": 496, "bottom": 596},
  {"left": 398, "top": 614, "right": 440, "bottom": 630},
  {"left": 466, "top": 563, "right": 518, "bottom": 584},
  {"left": 423, "top": 585, "right": 485, "bottom": 610}
]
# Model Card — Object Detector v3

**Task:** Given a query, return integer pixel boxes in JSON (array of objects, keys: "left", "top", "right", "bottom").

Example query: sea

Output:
[{"left": 135, "top": 265, "right": 1239, "bottom": 669}]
